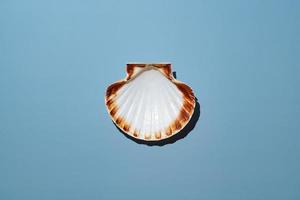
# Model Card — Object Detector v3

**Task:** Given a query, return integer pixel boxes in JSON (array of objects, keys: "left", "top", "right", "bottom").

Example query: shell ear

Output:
[
  {"left": 126, "top": 64, "right": 138, "bottom": 77},
  {"left": 153, "top": 64, "right": 173, "bottom": 79},
  {"left": 126, "top": 64, "right": 146, "bottom": 80}
]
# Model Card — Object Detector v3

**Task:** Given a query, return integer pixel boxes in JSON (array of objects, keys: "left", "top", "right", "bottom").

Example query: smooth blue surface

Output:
[{"left": 1, "top": 0, "right": 299, "bottom": 199}]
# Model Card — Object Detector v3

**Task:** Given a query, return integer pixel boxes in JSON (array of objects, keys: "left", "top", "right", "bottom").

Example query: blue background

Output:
[{"left": 1, "top": 0, "right": 299, "bottom": 199}]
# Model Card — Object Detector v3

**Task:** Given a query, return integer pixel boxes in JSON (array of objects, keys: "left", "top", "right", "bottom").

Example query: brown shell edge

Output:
[{"left": 105, "top": 64, "right": 196, "bottom": 142}]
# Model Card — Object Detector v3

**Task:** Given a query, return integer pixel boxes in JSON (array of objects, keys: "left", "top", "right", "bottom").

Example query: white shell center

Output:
[{"left": 115, "top": 68, "right": 184, "bottom": 137}]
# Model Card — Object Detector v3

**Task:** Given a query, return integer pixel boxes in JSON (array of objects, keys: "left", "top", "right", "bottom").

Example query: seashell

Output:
[{"left": 105, "top": 63, "right": 196, "bottom": 141}]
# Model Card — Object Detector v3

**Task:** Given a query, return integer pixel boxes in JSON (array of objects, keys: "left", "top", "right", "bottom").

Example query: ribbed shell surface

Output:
[{"left": 105, "top": 64, "right": 196, "bottom": 141}]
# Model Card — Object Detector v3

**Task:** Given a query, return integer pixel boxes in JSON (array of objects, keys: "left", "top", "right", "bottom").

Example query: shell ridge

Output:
[
  {"left": 156, "top": 77, "right": 172, "bottom": 137},
  {"left": 160, "top": 87, "right": 174, "bottom": 136},
  {"left": 116, "top": 82, "right": 139, "bottom": 119},
  {"left": 150, "top": 96, "right": 154, "bottom": 139},
  {"left": 118, "top": 85, "right": 140, "bottom": 131},
  {"left": 164, "top": 81, "right": 182, "bottom": 121},
  {"left": 165, "top": 78, "right": 184, "bottom": 110},
  {"left": 106, "top": 81, "right": 125, "bottom": 102},
  {"left": 173, "top": 81, "right": 196, "bottom": 128},
  {"left": 124, "top": 84, "right": 144, "bottom": 130},
  {"left": 153, "top": 92, "right": 161, "bottom": 139},
  {"left": 115, "top": 78, "right": 138, "bottom": 105},
  {"left": 142, "top": 91, "right": 151, "bottom": 139},
  {"left": 131, "top": 87, "right": 146, "bottom": 138}
]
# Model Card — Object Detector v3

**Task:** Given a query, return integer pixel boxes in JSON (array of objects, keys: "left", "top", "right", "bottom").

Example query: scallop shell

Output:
[{"left": 105, "top": 63, "right": 196, "bottom": 141}]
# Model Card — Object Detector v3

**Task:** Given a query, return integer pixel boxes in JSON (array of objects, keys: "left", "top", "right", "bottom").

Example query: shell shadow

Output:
[{"left": 114, "top": 98, "right": 201, "bottom": 147}]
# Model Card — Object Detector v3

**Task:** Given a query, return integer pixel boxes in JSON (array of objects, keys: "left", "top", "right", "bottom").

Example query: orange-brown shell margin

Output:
[{"left": 105, "top": 63, "right": 196, "bottom": 141}]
